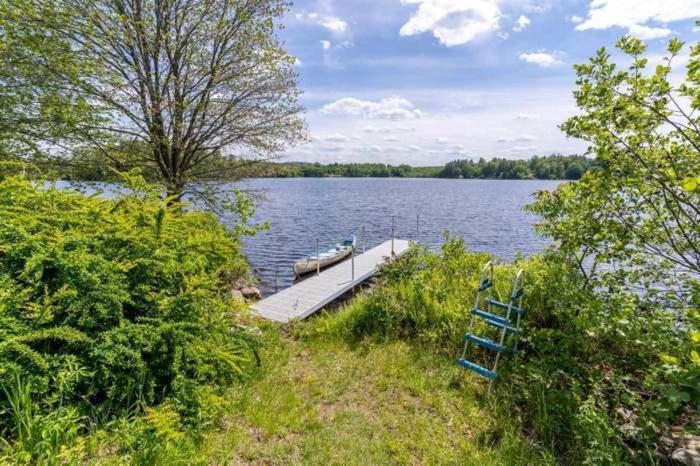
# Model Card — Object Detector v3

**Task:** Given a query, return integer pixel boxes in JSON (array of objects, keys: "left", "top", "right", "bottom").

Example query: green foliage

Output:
[
  {"left": 275, "top": 162, "right": 442, "bottom": 178},
  {"left": 519, "top": 36, "right": 700, "bottom": 462},
  {"left": 0, "top": 172, "right": 259, "bottom": 461},
  {"left": 0, "top": 373, "right": 86, "bottom": 465},
  {"left": 531, "top": 36, "right": 700, "bottom": 307},
  {"left": 439, "top": 155, "right": 595, "bottom": 180},
  {"left": 0, "top": 0, "right": 104, "bottom": 160}
]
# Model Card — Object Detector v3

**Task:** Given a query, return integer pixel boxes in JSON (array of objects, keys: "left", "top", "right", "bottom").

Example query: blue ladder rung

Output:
[
  {"left": 457, "top": 358, "right": 497, "bottom": 380},
  {"left": 484, "top": 318, "right": 521, "bottom": 334},
  {"left": 464, "top": 333, "right": 505, "bottom": 353},
  {"left": 478, "top": 279, "right": 493, "bottom": 291},
  {"left": 487, "top": 298, "right": 524, "bottom": 314},
  {"left": 472, "top": 308, "right": 511, "bottom": 326}
]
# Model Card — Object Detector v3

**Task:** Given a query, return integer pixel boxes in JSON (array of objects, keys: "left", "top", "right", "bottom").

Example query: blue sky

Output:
[{"left": 277, "top": 0, "right": 700, "bottom": 165}]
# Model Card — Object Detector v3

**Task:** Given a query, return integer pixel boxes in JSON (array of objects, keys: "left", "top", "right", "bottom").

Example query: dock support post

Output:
[
  {"left": 274, "top": 265, "right": 279, "bottom": 293},
  {"left": 391, "top": 216, "right": 395, "bottom": 256},
  {"left": 351, "top": 246, "right": 355, "bottom": 291},
  {"left": 362, "top": 225, "right": 366, "bottom": 253},
  {"left": 316, "top": 239, "right": 320, "bottom": 275},
  {"left": 416, "top": 214, "right": 420, "bottom": 242}
]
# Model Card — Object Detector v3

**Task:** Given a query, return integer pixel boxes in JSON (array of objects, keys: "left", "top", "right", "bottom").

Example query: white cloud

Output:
[
  {"left": 497, "top": 31, "right": 510, "bottom": 40},
  {"left": 519, "top": 50, "right": 564, "bottom": 67},
  {"left": 297, "top": 87, "right": 588, "bottom": 165},
  {"left": 508, "top": 145, "right": 536, "bottom": 154},
  {"left": 575, "top": 0, "right": 700, "bottom": 39},
  {"left": 320, "top": 97, "right": 424, "bottom": 120},
  {"left": 497, "top": 134, "right": 538, "bottom": 143},
  {"left": 363, "top": 126, "right": 380, "bottom": 133},
  {"left": 294, "top": 57, "right": 303, "bottom": 67},
  {"left": 385, "top": 136, "right": 400, "bottom": 142},
  {"left": 516, "top": 134, "right": 537, "bottom": 142},
  {"left": 323, "top": 133, "right": 349, "bottom": 143},
  {"left": 399, "top": 0, "right": 501, "bottom": 47},
  {"left": 628, "top": 24, "right": 673, "bottom": 40},
  {"left": 570, "top": 15, "right": 584, "bottom": 24},
  {"left": 436, "top": 137, "right": 449, "bottom": 144},
  {"left": 513, "top": 15, "right": 531, "bottom": 32},
  {"left": 518, "top": 0, "right": 552, "bottom": 14},
  {"left": 369, "top": 145, "right": 383, "bottom": 153},
  {"left": 320, "top": 40, "right": 332, "bottom": 51},
  {"left": 298, "top": 12, "right": 348, "bottom": 34},
  {"left": 319, "top": 16, "right": 348, "bottom": 33}
]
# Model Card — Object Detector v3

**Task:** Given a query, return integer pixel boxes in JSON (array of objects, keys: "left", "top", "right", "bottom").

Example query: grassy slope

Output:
[{"left": 198, "top": 322, "right": 548, "bottom": 465}]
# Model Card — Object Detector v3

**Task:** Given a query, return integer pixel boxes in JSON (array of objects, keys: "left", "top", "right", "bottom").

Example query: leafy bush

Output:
[{"left": 0, "top": 172, "right": 259, "bottom": 461}]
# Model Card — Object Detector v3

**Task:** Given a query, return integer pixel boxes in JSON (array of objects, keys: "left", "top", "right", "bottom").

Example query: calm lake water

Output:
[{"left": 223, "top": 178, "right": 562, "bottom": 293}]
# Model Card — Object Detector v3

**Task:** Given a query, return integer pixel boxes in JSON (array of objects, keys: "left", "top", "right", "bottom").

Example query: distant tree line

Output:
[
  {"left": 264, "top": 155, "right": 594, "bottom": 180},
  {"left": 269, "top": 162, "right": 441, "bottom": 178},
  {"left": 437, "top": 155, "right": 594, "bottom": 180},
  {"left": 38, "top": 153, "right": 594, "bottom": 181}
]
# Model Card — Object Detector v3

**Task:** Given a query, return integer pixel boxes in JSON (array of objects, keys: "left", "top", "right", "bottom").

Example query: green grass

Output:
[{"left": 195, "top": 323, "right": 549, "bottom": 465}]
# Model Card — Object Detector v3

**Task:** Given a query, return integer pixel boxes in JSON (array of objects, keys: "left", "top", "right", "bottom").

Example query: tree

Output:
[
  {"left": 530, "top": 35, "right": 700, "bottom": 308},
  {"left": 1, "top": 0, "right": 306, "bottom": 200},
  {"left": 0, "top": 4, "right": 101, "bottom": 161},
  {"left": 563, "top": 162, "right": 583, "bottom": 180}
]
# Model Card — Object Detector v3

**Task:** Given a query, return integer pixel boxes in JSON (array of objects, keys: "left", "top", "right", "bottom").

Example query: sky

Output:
[{"left": 277, "top": 0, "right": 700, "bottom": 166}]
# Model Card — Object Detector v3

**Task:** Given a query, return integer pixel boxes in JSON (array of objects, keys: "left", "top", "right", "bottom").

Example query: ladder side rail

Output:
[
  {"left": 462, "top": 261, "right": 492, "bottom": 361},
  {"left": 489, "top": 269, "right": 522, "bottom": 392},
  {"left": 513, "top": 270, "right": 525, "bottom": 351}
]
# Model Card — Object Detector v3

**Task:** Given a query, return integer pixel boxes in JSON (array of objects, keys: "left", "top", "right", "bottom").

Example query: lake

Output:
[{"left": 224, "top": 178, "right": 562, "bottom": 293}]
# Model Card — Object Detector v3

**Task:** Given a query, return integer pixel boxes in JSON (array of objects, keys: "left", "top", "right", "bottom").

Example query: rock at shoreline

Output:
[
  {"left": 231, "top": 278, "right": 262, "bottom": 301},
  {"left": 241, "top": 286, "right": 262, "bottom": 300}
]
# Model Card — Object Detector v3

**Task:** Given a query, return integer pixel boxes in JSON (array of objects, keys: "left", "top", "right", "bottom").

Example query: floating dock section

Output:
[{"left": 252, "top": 239, "right": 410, "bottom": 322}]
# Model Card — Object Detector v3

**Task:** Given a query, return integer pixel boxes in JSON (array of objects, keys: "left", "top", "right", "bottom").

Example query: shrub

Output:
[{"left": 0, "top": 173, "right": 260, "bottom": 460}]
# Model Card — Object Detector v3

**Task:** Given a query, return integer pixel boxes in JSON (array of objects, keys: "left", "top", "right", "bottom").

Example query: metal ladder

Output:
[{"left": 457, "top": 262, "right": 525, "bottom": 392}]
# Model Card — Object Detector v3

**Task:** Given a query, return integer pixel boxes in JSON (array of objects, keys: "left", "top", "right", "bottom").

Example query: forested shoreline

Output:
[
  {"left": 44, "top": 153, "right": 595, "bottom": 181},
  {"left": 256, "top": 154, "right": 593, "bottom": 180}
]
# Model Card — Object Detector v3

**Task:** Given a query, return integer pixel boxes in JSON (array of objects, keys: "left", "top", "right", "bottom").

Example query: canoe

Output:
[{"left": 293, "top": 236, "right": 356, "bottom": 276}]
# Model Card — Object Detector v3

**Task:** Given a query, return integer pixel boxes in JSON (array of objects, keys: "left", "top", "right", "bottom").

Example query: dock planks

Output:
[{"left": 252, "top": 239, "right": 411, "bottom": 322}]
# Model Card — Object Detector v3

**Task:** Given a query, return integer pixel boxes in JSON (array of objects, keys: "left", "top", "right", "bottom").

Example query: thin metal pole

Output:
[
  {"left": 351, "top": 246, "right": 355, "bottom": 291},
  {"left": 316, "top": 239, "right": 320, "bottom": 275},
  {"left": 391, "top": 216, "right": 395, "bottom": 256},
  {"left": 362, "top": 225, "right": 366, "bottom": 253},
  {"left": 416, "top": 214, "right": 420, "bottom": 242}
]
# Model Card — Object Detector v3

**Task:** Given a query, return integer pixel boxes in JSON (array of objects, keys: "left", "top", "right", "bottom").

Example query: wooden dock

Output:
[{"left": 252, "top": 239, "right": 411, "bottom": 322}]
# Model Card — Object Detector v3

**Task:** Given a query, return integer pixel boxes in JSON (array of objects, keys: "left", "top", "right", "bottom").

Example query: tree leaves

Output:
[{"left": 533, "top": 36, "right": 700, "bottom": 310}]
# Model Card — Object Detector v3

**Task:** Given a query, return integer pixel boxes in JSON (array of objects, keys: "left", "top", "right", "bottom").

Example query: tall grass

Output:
[{"left": 1, "top": 373, "right": 84, "bottom": 464}]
